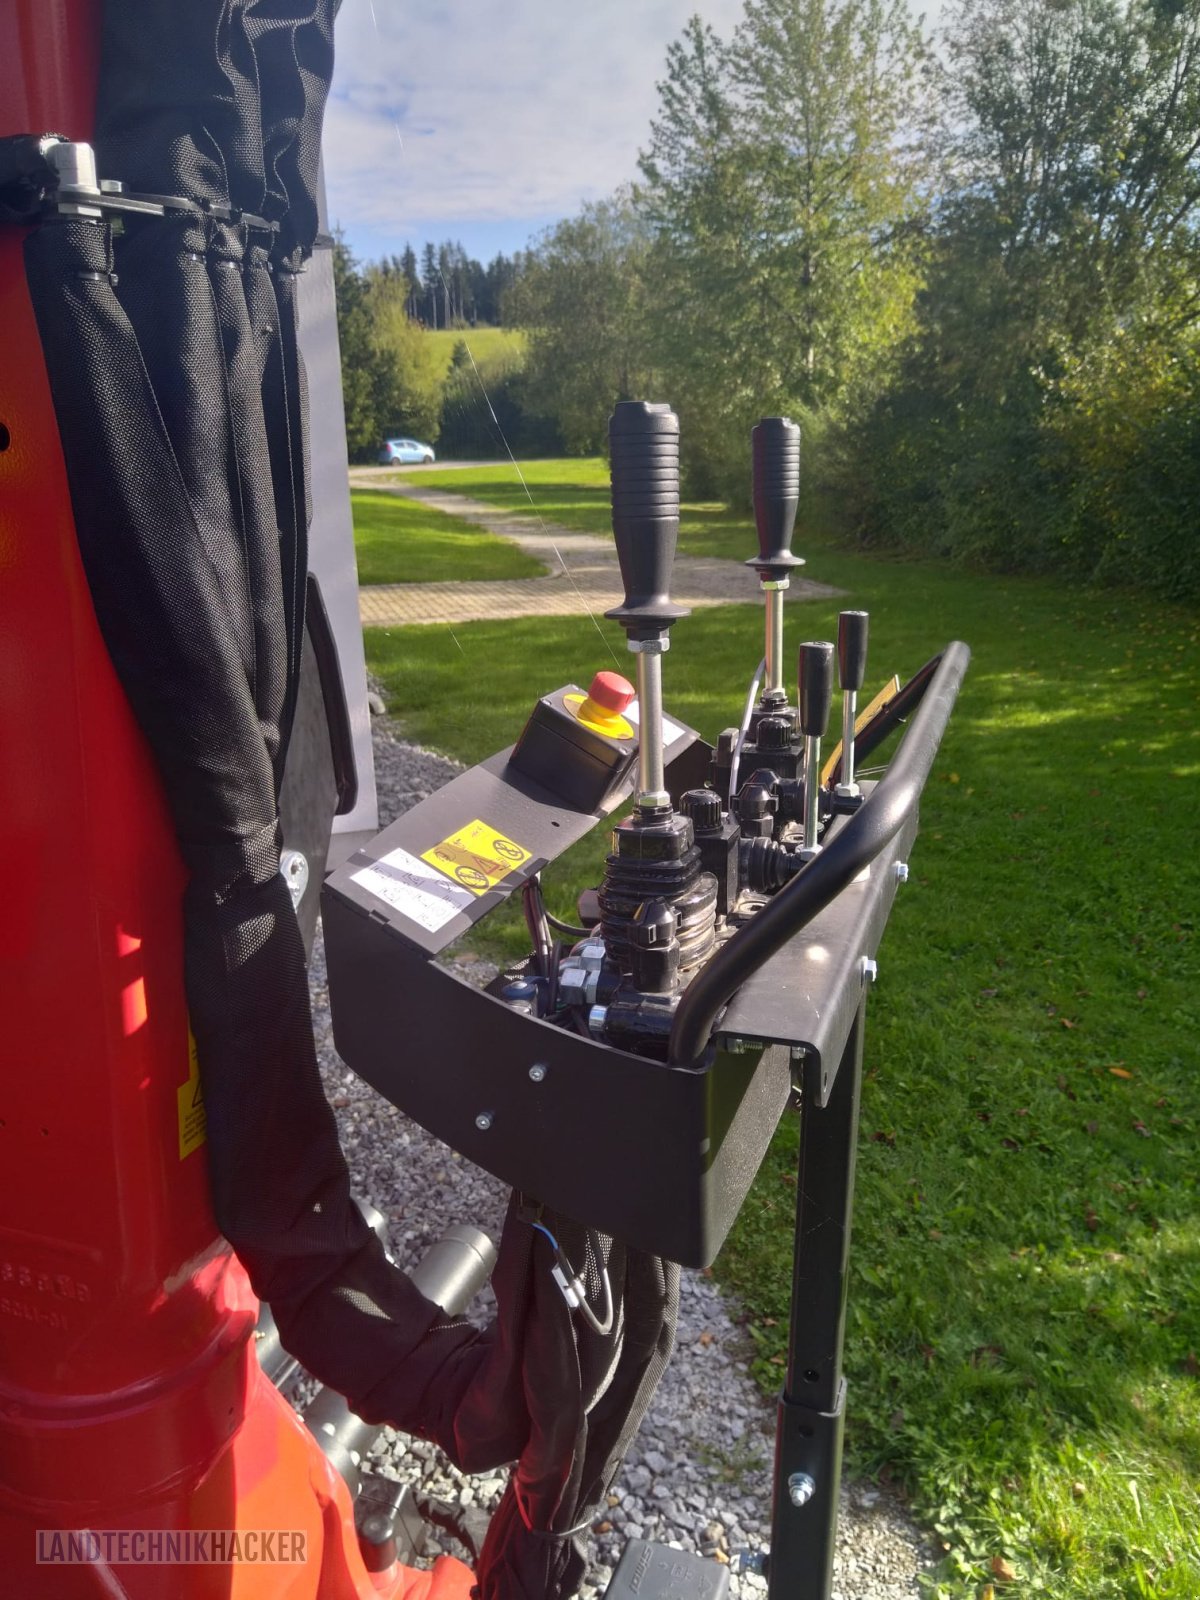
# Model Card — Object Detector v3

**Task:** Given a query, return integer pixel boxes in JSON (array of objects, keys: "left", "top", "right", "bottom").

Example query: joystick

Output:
[
  {"left": 605, "top": 401, "right": 689, "bottom": 811},
  {"left": 748, "top": 417, "right": 803, "bottom": 707},
  {"left": 798, "top": 640, "right": 834, "bottom": 856},
  {"left": 835, "top": 610, "right": 869, "bottom": 800}
]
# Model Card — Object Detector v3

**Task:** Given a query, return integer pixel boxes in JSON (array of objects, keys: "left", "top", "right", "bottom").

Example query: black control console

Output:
[{"left": 322, "top": 401, "right": 969, "bottom": 1600}]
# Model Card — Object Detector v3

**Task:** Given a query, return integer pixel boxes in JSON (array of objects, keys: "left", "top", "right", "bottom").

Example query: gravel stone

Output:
[{"left": 302, "top": 711, "right": 936, "bottom": 1596}]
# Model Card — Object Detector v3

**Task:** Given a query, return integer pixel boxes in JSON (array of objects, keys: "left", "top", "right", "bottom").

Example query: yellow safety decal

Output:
[
  {"left": 177, "top": 1029, "right": 207, "bottom": 1160},
  {"left": 563, "top": 693, "right": 634, "bottom": 742},
  {"left": 421, "top": 819, "right": 532, "bottom": 897}
]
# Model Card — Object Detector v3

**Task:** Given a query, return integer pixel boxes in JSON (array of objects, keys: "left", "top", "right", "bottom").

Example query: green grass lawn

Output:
[
  {"left": 421, "top": 325, "right": 527, "bottom": 383},
  {"left": 351, "top": 489, "right": 544, "bottom": 586},
  {"left": 363, "top": 467, "right": 1199, "bottom": 1599}
]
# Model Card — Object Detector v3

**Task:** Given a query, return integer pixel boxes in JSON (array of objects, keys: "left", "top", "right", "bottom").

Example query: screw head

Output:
[
  {"left": 788, "top": 1471, "right": 816, "bottom": 1508},
  {"left": 279, "top": 848, "right": 309, "bottom": 911},
  {"left": 474, "top": 1112, "right": 493, "bottom": 1131},
  {"left": 528, "top": 1064, "right": 546, "bottom": 1083}
]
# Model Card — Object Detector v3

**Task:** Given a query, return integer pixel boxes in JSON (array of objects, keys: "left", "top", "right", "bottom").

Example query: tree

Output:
[
  {"left": 847, "top": 0, "right": 1200, "bottom": 595},
  {"left": 365, "top": 266, "right": 444, "bottom": 443},
  {"left": 401, "top": 243, "right": 420, "bottom": 319},
  {"left": 420, "top": 242, "right": 439, "bottom": 327},
  {"left": 331, "top": 232, "right": 384, "bottom": 459},
  {"left": 638, "top": 1, "right": 929, "bottom": 495},
  {"left": 507, "top": 190, "right": 658, "bottom": 453}
]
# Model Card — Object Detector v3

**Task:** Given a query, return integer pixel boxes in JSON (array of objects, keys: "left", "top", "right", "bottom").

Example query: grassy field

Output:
[
  {"left": 351, "top": 489, "right": 543, "bottom": 586},
  {"left": 420, "top": 325, "right": 527, "bottom": 384},
  {"left": 363, "top": 462, "right": 1200, "bottom": 1599}
]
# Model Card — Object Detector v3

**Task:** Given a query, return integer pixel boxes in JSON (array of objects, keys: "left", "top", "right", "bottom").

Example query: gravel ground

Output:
[{"left": 305, "top": 710, "right": 935, "bottom": 1598}]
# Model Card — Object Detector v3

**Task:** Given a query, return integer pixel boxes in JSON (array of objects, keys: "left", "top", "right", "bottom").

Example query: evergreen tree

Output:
[
  {"left": 421, "top": 241, "right": 439, "bottom": 327},
  {"left": 401, "top": 243, "right": 420, "bottom": 318}
]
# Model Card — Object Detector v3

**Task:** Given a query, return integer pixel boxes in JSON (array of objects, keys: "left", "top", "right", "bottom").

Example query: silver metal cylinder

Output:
[
  {"left": 635, "top": 647, "right": 668, "bottom": 808},
  {"left": 409, "top": 1224, "right": 497, "bottom": 1316},
  {"left": 764, "top": 585, "right": 787, "bottom": 696},
  {"left": 48, "top": 140, "right": 100, "bottom": 197},
  {"left": 804, "top": 733, "right": 822, "bottom": 851},
  {"left": 839, "top": 688, "right": 858, "bottom": 794}
]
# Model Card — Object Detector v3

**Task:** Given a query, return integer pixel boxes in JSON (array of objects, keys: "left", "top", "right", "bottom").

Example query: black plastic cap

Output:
[
  {"left": 798, "top": 641, "right": 835, "bottom": 737},
  {"left": 604, "top": 401, "right": 690, "bottom": 640},
  {"left": 682, "top": 788, "right": 722, "bottom": 833},
  {"left": 757, "top": 714, "right": 791, "bottom": 751},
  {"left": 747, "top": 417, "right": 804, "bottom": 581},
  {"left": 837, "top": 609, "right": 869, "bottom": 692}
]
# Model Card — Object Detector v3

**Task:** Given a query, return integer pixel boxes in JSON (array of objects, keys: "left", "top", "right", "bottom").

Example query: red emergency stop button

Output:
[{"left": 587, "top": 671, "right": 635, "bottom": 714}]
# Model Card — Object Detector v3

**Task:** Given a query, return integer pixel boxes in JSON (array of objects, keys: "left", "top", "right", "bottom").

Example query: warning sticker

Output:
[
  {"left": 177, "top": 1030, "right": 207, "bottom": 1161},
  {"left": 351, "top": 846, "right": 475, "bottom": 933},
  {"left": 421, "top": 818, "right": 532, "bottom": 898}
]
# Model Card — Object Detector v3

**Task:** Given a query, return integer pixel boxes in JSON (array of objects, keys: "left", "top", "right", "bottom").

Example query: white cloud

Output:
[{"left": 324, "top": 0, "right": 746, "bottom": 249}]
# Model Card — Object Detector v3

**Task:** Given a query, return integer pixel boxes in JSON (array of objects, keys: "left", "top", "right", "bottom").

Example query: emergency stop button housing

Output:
[{"left": 510, "top": 673, "right": 640, "bottom": 813}]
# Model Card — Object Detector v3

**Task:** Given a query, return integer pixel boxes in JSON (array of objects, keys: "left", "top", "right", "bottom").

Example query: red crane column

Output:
[{"left": 0, "top": 8, "right": 469, "bottom": 1597}]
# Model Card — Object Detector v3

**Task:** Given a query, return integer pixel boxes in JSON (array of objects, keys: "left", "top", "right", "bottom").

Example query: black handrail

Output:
[{"left": 667, "top": 641, "right": 971, "bottom": 1065}]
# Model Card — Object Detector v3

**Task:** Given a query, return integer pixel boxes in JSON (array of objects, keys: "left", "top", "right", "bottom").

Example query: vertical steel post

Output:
[{"left": 767, "top": 1001, "right": 866, "bottom": 1599}]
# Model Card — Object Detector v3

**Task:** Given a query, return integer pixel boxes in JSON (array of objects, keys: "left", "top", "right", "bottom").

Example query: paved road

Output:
[{"left": 350, "top": 476, "right": 843, "bottom": 628}]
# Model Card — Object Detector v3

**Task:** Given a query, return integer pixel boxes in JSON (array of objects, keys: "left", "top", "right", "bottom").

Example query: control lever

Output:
[
  {"left": 605, "top": 401, "right": 688, "bottom": 811},
  {"left": 836, "top": 610, "right": 869, "bottom": 799},
  {"left": 748, "top": 417, "right": 803, "bottom": 704},
  {"left": 798, "top": 641, "right": 834, "bottom": 856}
]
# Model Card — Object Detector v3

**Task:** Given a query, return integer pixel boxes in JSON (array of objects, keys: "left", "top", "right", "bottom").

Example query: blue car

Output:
[{"left": 378, "top": 437, "right": 436, "bottom": 465}]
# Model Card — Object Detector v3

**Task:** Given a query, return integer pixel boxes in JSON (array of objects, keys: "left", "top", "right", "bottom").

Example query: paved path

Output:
[{"left": 350, "top": 476, "right": 843, "bottom": 628}]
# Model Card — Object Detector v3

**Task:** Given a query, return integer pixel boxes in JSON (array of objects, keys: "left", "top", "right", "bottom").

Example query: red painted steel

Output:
[{"left": 0, "top": 6, "right": 471, "bottom": 1595}]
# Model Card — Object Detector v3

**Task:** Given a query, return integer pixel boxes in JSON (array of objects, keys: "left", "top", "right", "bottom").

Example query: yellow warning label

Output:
[
  {"left": 177, "top": 1030, "right": 207, "bottom": 1160},
  {"left": 421, "top": 818, "right": 532, "bottom": 897}
]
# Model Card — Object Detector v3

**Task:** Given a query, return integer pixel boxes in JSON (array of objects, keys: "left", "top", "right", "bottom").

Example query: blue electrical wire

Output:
[
  {"left": 528, "top": 1218, "right": 613, "bottom": 1335},
  {"left": 530, "top": 1221, "right": 560, "bottom": 1253}
]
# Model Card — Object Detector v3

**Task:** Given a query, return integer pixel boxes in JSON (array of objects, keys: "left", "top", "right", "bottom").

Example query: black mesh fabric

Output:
[{"left": 19, "top": 4, "right": 684, "bottom": 1595}]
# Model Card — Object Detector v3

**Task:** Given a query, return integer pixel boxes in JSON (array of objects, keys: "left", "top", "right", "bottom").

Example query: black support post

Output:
[{"left": 767, "top": 999, "right": 866, "bottom": 1599}]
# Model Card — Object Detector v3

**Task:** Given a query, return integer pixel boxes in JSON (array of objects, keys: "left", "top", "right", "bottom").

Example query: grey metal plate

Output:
[
  {"left": 717, "top": 809, "right": 919, "bottom": 1104},
  {"left": 325, "top": 705, "right": 699, "bottom": 958}
]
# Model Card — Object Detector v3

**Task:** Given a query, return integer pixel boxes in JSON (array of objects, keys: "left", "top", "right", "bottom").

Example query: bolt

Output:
[
  {"left": 279, "top": 848, "right": 309, "bottom": 911},
  {"left": 474, "top": 1112, "right": 493, "bottom": 1131},
  {"left": 861, "top": 956, "right": 879, "bottom": 984},
  {"left": 894, "top": 860, "right": 910, "bottom": 883},
  {"left": 788, "top": 1472, "right": 816, "bottom": 1508},
  {"left": 528, "top": 1064, "right": 546, "bottom": 1083}
]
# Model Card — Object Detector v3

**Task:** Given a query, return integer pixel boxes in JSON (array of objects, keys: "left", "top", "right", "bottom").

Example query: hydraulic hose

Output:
[{"left": 667, "top": 642, "right": 970, "bottom": 1066}]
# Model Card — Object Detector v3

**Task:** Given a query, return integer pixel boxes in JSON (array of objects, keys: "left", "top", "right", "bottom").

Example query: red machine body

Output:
[{"left": 0, "top": 7, "right": 469, "bottom": 1596}]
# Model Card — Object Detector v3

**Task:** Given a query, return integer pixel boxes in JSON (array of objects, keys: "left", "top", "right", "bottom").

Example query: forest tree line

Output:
[{"left": 336, "top": 0, "right": 1200, "bottom": 600}]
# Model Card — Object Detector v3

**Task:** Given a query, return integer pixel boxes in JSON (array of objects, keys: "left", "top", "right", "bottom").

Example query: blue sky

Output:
[{"left": 324, "top": 0, "right": 945, "bottom": 270}]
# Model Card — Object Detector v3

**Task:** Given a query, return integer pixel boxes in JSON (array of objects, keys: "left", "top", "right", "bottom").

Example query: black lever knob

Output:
[
  {"left": 747, "top": 417, "right": 803, "bottom": 581},
  {"left": 605, "top": 401, "right": 690, "bottom": 641},
  {"left": 798, "top": 641, "right": 835, "bottom": 738},
  {"left": 837, "top": 610, "right": 869, "bottom": 692}
]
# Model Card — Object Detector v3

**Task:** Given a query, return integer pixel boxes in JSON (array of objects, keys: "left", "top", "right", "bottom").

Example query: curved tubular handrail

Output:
[
  {"left": 668, "top": 641, "right": 971, "bottom": 1066},
  {"left": 823, "top": 649, "right": 942, "bottom": 790}
]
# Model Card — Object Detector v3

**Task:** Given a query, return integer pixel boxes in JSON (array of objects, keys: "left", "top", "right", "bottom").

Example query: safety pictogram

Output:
[{"left": 421, "top": 818, "right": 532, "bottom": 897}]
